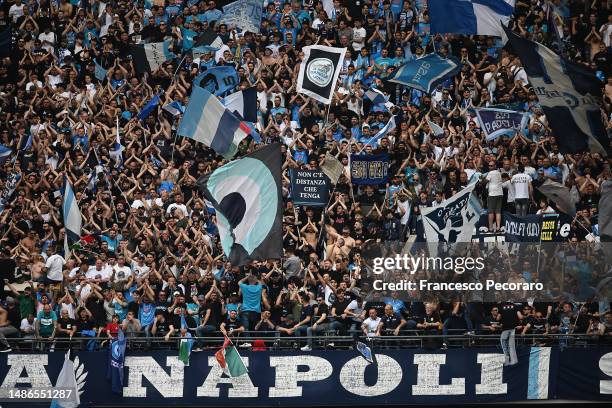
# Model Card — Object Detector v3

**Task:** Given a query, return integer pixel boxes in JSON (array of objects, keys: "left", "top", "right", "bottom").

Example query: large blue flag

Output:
[
  {"left": 429, "top": 0, "right": 515, "bottom": 37},
  {"left": 178, "top": 85, "right": 250, "bottom": 158},
  {"left": 108, "top": 329, "right": 126, "bottom": 395},
  {"left": 137, "top": 93, "right": 161, "bottom": 121},
  {"left": 386, "top": 54, "right": 461, "bottom": 94},
  {"left": 194, "top": 66, "right": 239, "bottom": 97}
]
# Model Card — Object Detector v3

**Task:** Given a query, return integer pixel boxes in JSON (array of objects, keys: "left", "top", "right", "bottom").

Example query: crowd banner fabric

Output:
[
  {"left": 350, "top": 153, "right": 390, "bottom": 185},
  {"left": 320, "top": 152, "right": 344, "bottom": 184},
  {"left": 537, "top": 179, "right": 577, "bottom": 216},
  {"left": 386, "top": 54, "right": 461, "bottom": 94},
  {"left": 290, "top": 169, "right": 330, "bottom": 206},
  {"left": 429, "top": 0, "right": 515, "bottom": 37},
  {"left": 504, "top": 26, "right": 609, "bottom": 156},
  {"left": 503, "top": 212, "right": 541, "bottom": 242},
  {"left": 475, "top": 108, "right": 528, "bottom": 141},
  {"left": 197, "top": 143, "right": 283, "bottom": 266},
  {"left": 1, "top": 348, "right": 611, "bottom": 404},
  {"left": 219, "top": 0, "right": 263, "bottom": 34},
  {"left": 297, "top": 45, "right": 346, "bottom": 104},
  {"left": 420, "top": 184, "right": 479, "bottom": 243}
]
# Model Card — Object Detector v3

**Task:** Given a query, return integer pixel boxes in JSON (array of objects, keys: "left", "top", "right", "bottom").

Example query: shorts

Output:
[{"left": 487, "top": 195, "right": 503, "bottom": 213}]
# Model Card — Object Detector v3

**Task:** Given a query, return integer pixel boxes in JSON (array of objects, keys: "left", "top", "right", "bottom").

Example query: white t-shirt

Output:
[
  {"left": 511, "top": 173, "right": 531, "bottom": 200},
  {"left": 352, "top": 27, "right": 366, "bottom": 50},
  {"left": 486, "top": 170, "right": 503, "bottom": 197},
  {"left": 362, "top": 316, "right": 381, "bottom": 337},
  {"left": 45, "top": 254, "right": 65, "bottom": 281},
  {"left": 20, "top": 318, "right": 36, "bottom": 334},
  {"left": 166, "top": 203, "right": 188, "bottom": 217}
]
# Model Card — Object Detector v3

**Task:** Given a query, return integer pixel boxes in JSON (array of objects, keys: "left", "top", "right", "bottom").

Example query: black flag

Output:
[
  {"left": 197, "top": 143, "right": 283, "bottom": 266},
  {"left": 297, "top": 45, "right": 346, "bottom": 104},
  {"left": 503, "top": 26, "right": 608, "bottom": 156}
]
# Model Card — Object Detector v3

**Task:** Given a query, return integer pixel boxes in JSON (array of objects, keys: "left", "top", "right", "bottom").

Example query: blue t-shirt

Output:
[
  {"left": 139, "top": 302, "right": 155, "bottom": 326},
  {"left": 239, "top": 282, "right": 263, "bottom": 312}
]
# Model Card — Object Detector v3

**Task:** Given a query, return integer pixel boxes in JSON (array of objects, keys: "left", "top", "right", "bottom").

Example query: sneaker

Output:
[
  {"left": 0, "top": 347, "right": 12, "bottom": 353},
  {"left": 300, "top": 345, "right": 312, "bottom": 351},
  {"left": 441, "top": 342, "right": 448, "bottom": 350},
  {"left": 465, "top": 331, "right": 475, "bottom": 336},
  {"left": 239, "top": 342, "right": 252, "bottom": 348},
  {"left": 327, "top": 342, "right": 335, "bottom": 348}
]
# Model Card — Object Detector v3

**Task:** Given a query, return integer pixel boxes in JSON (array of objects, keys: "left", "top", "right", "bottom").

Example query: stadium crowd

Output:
[{"left": 0, "top": 0, "right": 611, "bottom": 353}]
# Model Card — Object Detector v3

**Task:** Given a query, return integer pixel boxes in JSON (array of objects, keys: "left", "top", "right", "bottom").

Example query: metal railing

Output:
[{"left": 4, "top": 330, "right": 609, "bottom": 351}]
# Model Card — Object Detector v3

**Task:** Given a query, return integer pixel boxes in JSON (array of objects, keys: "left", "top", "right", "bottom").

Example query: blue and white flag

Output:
[
  {"left": 107, "top": 329, "right": 126, "bottom": 395},
  {"left": 94, "top": 60, "right": 107, "bottom": 81},
  {"left": 137, "top": 93, "right": 161, "bottom": 121},
  {"left": 50, "top": 351, "right": 86, "bottom": 408},
  {"left": 162, "top": 100, "right": 185, "bottom": 116},
  {"left": 222, "top": 87, "right": 258, "bottom": 122},
  {"left": 109, "top": 117, "right": 123, "bottom": 165},
  {"left": 62, "top": 177, "right": 82, "bottom": 256},
  {"left": 504, "top": 26, "right": 609, "bottom": 155},
  {"left": 219, "top": 0, "right": 263, "bottom": 34},
  {"left": 427, "top": 119, "right": 445, "bottom": 137},
  {"left": 420, "top": 183, "right": 479, "bottom": 243},
  {"left": 130, "top": 41, "right": 175, "bottom": 73},
  {"left": 429, "top": 0, "right": 515, "bottom": 37},
  {"left": 194, "top": 66, "right": 239, "bottom": 97},
  {"left": 475, "top": 108, "right": 528, "bottom": 141},
  {"left": 0, "top": 144, "right": 12, "bottom": 164},
  {"left": 387, "top": 54, "right": 461, "bottom": 94},
  {"left": 363, "top": 115, "right": 396, "bottom": 147},
  {"left": 178, "top": 85, "right": 250, "bottom": 159}
]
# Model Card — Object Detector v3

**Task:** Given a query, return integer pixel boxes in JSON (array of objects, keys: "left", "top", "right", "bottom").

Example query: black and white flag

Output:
[
  {"left": 130, "top": 41, "right": 176, "bottom": 74},
  {"left": 197, "top": 143, "right": 283, "bottom": 266},
  {"left": 420, "top": 184, "right": 479, "bottom": 243},
  {"left": 297, "top": 45, "right": 346, "bottom": 104},
  {"left": 504, "top": 26, "right": 609, "bottom": 156}
]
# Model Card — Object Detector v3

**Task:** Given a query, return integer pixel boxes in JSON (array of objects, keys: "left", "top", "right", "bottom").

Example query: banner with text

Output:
[
  {"left": 290, "top": 169, "right": 330, "bottom": 206},
  {"left": 350, "top": 153, "right": 390, "bottom": 185},
  {"left": 476, "top": 108, "right": 528, "bottom": 141},
  {"left": 1, "top": 348, "right": 611, "bottom": 405}
]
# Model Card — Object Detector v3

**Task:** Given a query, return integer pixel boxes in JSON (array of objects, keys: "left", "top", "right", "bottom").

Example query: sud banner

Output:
[
  {"left": 1, "top": 348, "right": 611, "bottom": 405},
  {"left": 350, "top": 153, "right": 390, "bottom": 185}
]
